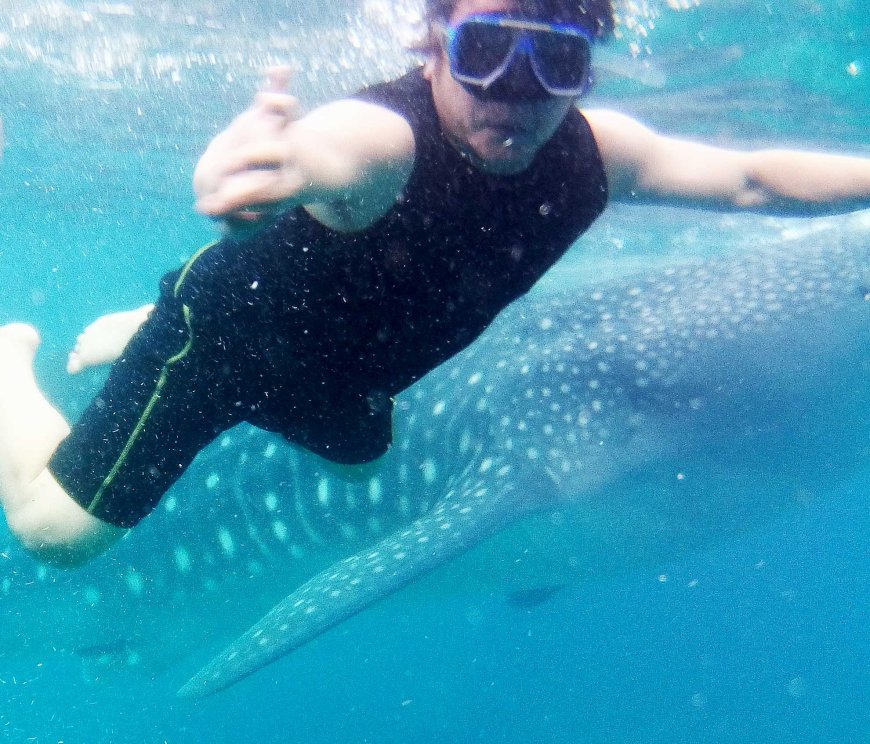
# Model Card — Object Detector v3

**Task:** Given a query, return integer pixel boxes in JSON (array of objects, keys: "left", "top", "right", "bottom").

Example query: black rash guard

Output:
[{"left": 49, "top": 67, "right": 608, "bottom": 528}]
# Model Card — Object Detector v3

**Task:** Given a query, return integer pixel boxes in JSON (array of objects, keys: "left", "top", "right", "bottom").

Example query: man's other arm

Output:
[{"left": 585, "top": 108, "right": 870, "bottom": 216}]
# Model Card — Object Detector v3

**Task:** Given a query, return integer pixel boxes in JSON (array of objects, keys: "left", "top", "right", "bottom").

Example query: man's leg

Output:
[{"left": 0, "top": 324, "right": 124, "bottom": 567}]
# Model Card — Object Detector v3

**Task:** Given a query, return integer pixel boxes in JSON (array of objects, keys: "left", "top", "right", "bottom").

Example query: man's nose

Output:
[{"left": 480, "top": 51, "right": 550, "bottom": 101}]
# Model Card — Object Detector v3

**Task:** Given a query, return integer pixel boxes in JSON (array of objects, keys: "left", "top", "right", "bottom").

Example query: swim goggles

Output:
[{"left": 435, "top": 14, "right": 593, "bottom": 98}]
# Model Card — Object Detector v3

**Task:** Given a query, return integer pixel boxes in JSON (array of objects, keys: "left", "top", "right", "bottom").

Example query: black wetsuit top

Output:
[{"left": 49, "top": 67, "right": 608, "bottom": 527}]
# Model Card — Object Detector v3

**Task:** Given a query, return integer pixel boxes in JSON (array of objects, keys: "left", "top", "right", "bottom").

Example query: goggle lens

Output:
[
  {"left": 453, "top": 23, "right": 516, "bottom": 79},
  {"left": 530, "top": 29, "right": 591, "bottom": 91},
  {"left": 442, "top": 16, "right": 592, "bottom": 97}
]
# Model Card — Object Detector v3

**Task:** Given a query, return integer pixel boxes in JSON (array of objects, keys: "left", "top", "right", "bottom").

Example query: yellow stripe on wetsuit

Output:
[{"left": 85, "top": 242, "right": 217, "bottom": 516}]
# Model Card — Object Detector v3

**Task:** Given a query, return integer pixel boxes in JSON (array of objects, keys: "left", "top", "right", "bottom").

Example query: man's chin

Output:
[{"left": 472, "top": 137, "right": 537, "bottom": 174}]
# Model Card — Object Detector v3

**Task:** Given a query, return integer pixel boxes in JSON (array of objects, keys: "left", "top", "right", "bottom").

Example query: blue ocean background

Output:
[{"left": 0, "top": 1, "right": 867, "bottom": 741}]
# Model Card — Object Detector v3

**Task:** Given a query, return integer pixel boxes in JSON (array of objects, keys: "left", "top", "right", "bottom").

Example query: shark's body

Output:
[{"left": 1, "top": 224, "right": 866, "bottom": 697}]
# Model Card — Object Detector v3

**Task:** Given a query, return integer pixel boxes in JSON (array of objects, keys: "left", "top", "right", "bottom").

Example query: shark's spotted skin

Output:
[{"left": 176, "top": 234, "right": 868, "bottom": 697}]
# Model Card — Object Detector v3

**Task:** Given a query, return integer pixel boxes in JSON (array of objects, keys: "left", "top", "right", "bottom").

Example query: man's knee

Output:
[{"left": 5, "top": 470, "right": 124, "bottom": 568}]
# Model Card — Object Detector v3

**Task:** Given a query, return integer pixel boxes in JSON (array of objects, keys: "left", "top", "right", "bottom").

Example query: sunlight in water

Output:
[{"left": 0, "top": 0, "right": 692, "bottom": 89}]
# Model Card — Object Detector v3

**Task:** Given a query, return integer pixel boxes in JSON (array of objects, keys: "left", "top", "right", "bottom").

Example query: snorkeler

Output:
[{"left": 1, "top": 0, "right": 869, "bottom": 566}]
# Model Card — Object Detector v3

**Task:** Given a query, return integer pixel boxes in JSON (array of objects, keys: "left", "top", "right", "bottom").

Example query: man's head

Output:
[{"left": 423, "top": 0, "right": 614, "bottom": 175}]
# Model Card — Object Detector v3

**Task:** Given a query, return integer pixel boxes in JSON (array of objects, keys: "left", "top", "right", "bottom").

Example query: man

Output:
[{"left": 0, "top": 0, "right": 868, "bottom": 567}]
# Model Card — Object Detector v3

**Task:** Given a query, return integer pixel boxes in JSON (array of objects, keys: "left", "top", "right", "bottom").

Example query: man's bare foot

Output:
[{"left": 66, "top": 304, "right": 155, "bottom": 374}]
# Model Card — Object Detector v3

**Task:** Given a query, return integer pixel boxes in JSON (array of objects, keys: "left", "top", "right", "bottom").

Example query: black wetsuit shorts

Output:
[{"left": 48, "top": 241, "right": 393, "bottom": 529}]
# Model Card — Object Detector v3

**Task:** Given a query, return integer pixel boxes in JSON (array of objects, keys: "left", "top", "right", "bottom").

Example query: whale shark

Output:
[{"left": 0, "top": 220, "right": 867, "bottom": 698}]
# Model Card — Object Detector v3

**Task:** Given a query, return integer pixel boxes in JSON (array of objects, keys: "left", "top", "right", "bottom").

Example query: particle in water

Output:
[{"left": 787, "top": 676, "right": 806, "bottom": 698}]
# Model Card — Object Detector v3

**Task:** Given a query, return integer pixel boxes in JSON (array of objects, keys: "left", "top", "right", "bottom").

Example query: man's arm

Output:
[
  {"left": 585, "top": 108, "right": 870, "bottom": 216},
  {"left": 194, "top": 72, "right": 416, "bottom": 233}
]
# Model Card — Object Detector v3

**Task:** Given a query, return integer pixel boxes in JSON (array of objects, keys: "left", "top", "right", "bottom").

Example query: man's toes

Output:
[{"left": 66, "top": 352, "right": 84, "bottom": 375}]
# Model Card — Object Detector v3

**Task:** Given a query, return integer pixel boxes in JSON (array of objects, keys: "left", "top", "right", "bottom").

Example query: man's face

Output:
[{"left": 425, "top": 0, "right": 579, "bottom": 175}]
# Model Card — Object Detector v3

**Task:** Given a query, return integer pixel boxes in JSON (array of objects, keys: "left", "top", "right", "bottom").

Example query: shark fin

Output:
[{"left": 178, "top": 466, "right": 525, "bottom": 698}]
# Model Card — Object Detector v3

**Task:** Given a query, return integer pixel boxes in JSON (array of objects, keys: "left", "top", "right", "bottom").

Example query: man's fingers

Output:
[
  {"left": 250, "top": 67, "right": 298, "bottom": 125},
  {"left": 218, "top": 139, "right": 296, "bottom": 176},
  {"left": 252, "top": 91, "right": 299, "bottom": 120},
  {"left": 195, "top": 168, "right": 304, "bottom": 217},
  {"left": 262, "top": 65, "right": 292, "bottom": 93}
]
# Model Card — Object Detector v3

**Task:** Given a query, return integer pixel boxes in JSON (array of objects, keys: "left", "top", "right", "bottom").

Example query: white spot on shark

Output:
[
  {"left": 272, "top": 521, "right": 288, "bottom": 542},
  {"left": 459, "top": 430, "right": 471, "bottom": 453},
  {"left": 368, "top": 478, "right": 383, "bottom": 505},
  {"left": 317, "top": 478, "right": 330, "bottom": 507},
  {"left": 217, "top": 528, "right": 235, "bottom": 557},
  {"left": 421, "top": 459, "right": 437, "bottom": 484},
  {"left": 174, "top": 547, "right": 192, "bottom": 574},
  {"left": 125, "top": 571, "right": 144, "bottom": 595}
]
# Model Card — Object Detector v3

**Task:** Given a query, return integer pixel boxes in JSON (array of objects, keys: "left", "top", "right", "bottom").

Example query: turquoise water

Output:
[{"left": 0, "top": 1, "right": 867, "bottom": 741}]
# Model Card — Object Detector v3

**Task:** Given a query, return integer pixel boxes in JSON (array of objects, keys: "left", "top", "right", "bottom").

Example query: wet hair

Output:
[{"left": 422, "top": 0, "right": 615, "bottom": 39}]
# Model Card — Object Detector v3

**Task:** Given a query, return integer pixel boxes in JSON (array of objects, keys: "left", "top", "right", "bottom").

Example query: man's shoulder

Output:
[
  {"left": 354, "top": 67, "right": 427, "bottom": 98},
  {"left": 351, "top": 67, "right": 431, "bottom": 122}
]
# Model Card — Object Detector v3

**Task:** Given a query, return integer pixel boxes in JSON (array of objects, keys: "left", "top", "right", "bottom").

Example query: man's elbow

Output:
[{"left": 732, "top": 180, "right": 775, "bottom": 211}]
